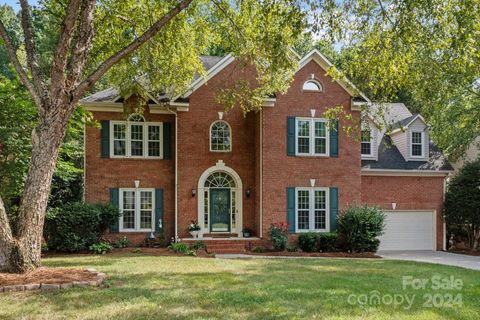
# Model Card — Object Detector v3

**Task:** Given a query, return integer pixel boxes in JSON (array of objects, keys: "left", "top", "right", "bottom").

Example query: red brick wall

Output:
[
  {"left": 361, "top": 175, "right": 445, "bottom": 250},
  {"left": 84, "top": 108, "right": 175, "bottom": 244},
  {"left": 261, "top": 60, "right": 362, "bottom": 236},
  {"left": 176, "top": 62, "right": 258, "bottom": 238}
]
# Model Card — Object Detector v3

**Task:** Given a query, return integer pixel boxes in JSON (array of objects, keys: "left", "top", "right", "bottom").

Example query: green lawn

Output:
[{"left": 1, "top": 254, "right": 479, "bottom": 320}]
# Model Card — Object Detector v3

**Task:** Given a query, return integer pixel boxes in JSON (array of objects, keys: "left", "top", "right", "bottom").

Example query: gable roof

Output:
[
  {"left": 390, "top": 114, "right": 426, "bottom": 133},
  {"left": 362, "top": 136, "right": 453, "bottom": 172}
]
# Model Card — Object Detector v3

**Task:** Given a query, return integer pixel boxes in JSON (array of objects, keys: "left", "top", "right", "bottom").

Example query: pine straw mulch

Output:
[
  {"left": 448, "top": 250, "right": 480, "bottom": 257},
  {"left": 0, "top": 267, "right": 98, "bottom": 286},
  {"left": 42, "top": 247, "right": 215, "bottom": 258},
  {"left": 245, "top": 251, "right": 381, "bottom": 258}
]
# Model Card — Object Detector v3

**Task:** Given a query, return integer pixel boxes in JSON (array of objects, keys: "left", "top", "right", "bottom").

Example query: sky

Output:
[{"left": 1, "top": 0, "right": 38, "bottom": 12}]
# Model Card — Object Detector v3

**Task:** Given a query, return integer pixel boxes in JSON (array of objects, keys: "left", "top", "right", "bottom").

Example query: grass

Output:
[{"left": 0, "top": 253, "right": 479, "bottom": 319}]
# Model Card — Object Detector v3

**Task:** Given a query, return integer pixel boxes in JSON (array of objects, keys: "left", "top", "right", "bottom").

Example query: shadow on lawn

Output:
[{"left": 6, "top": 255, "right": 477, "bottom": 320}]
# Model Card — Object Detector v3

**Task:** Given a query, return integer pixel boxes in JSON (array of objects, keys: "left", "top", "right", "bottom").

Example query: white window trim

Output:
[
  {"left": 295, "top": 118, "right": 330, "bottom": 157},
  {"left": 410, "top": 130, "right": 425, "bottom": 158},
  {"left": 360, "top": 127, "right": 374, "bottom": 157},
  {"left": 110, "top": 121, "right": 163, "bottom": 159},
  {"left": 209, "top": 120, "right": 232, "bottom": 153},
  {"left": 119, "top": 188, "right": 155, "bottom": 232},
  {"left": 302, "top": 79, "right": 323, "bottom": 92},
  {"left": 295, "top": 187, "right": 330, "bottom": 233}
]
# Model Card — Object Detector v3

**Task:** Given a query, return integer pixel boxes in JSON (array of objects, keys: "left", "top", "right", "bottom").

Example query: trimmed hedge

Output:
[
  {"left": 337, "top": 206, "right": 385, "bottom": 252},
  {"left": 44, "top": 202, "right": 121, "bottom": 252},
  {"left": 298, "top": 232, "right": 339, "bottom": 252}
]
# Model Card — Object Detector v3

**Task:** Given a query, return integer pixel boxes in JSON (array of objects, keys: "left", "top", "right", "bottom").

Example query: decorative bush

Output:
[
  {"left": 44, "top": 202, "right": 121, "bottom": 252},
  {"left": 298, "top": 232, "right": 339, "bottom": 252},
  {"left": 190, "top": 241, "right": 206, "bottom": 251},
  {"left": 168, "top": 242, "right": 189, "bottom": 254},
  {"left": 268, "top": 222, "right": 288, "bottom": 251},
  {"left": 337, "top": 206, "right": 385, "bottom": 252},
  {"left": 317, "top": 232, "right": 339, "bottom": 252},
  {"left": 444, "top": 158, "right": 480, "bottom": 250},
  {"left": 286, "top": 244, "right": 298, "bottom": 252},
  {"left": 115, "top": 236, "right": 131, "bottom": 248},
  {"left": 252, "top": 246, "right": 266, "bottom": 253},
  {"left": 298, "top": 233, "right": 318, "bottom": 252},
  {"left": 89, "top": 242, "right": 113, "bottom": 254}
]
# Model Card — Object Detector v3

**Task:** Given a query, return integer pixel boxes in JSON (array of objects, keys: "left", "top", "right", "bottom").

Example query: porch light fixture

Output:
[
  {"left": 246, "top": 188, "right": 251, "bottom": 198},
  {"left": 134, "top": 180, "right": 140, "bottom": 188},
  {"left": 191, "top": 188, "right": 197, "bottom": 197},
  {"left": 392, "top": 202, "right": 397, "bottom": 210}
]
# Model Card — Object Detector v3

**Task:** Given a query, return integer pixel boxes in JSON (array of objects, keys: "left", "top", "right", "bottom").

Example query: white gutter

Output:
[
  {"left": 166, "top": 107, "right": 179, "bottom": 241},
  {"left": 361, "top": 169, "right": 452, "bottom": 177},
  {"left": 259, "top": 110, "right": 263, "bottom": 239}
]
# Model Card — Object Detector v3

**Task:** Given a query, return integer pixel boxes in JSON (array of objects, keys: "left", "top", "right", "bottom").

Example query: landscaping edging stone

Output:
[{"left": 0, "top": 269, "right": 106, "bottom": 293}]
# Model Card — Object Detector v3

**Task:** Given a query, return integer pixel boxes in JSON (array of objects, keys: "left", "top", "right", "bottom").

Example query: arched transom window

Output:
[
  {"left": 210, "top": 120, "right": 231, "bottom": 152},
  {"left": 204, "top": 172, "right": 236, "bottom": 188},
  {"left": 302, "top": 80, "right": 323, "bottom": 92}
]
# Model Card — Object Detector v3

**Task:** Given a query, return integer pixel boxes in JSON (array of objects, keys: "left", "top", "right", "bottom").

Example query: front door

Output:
[{"left": 210, "top": 188, "right": 230, "bottom": 232}]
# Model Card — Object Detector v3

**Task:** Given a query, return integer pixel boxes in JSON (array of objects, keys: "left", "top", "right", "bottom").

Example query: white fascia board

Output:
[{"left": 361, "top": 169, "right": 452, "bottom": 177}]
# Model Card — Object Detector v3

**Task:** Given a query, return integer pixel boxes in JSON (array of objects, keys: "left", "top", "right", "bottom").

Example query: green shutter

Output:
[
  {"left": 109, "top": 188, "right": 119, "bottom": 233},
  {"left": 329, "top": 187, "right": 338, "bottom": 231},
  {"left": 287, "top": 117, "right": 296, "bottom": 156},
  {"left": 101, "top": 120, "right": 110, "bottom": 158},
  {"left": 329, "top": 120, "right": 339, "bottom": 157},
  {"left": 287, "top": 187, "right": 296, "bottom": 232},
  {"left": 155, "top": 189, "right": 164, "bottom": 233},
  {"left": 163, "top": 123, "right": 172, "bottom": 160}
]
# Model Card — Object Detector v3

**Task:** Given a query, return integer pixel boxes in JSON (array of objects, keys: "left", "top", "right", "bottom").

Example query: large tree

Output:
[
  {"left": 309, "top": 0, "right": 480, "bottom": 160},
  {"left": 0, "top": 0, "right": 304, "bottom": 272}
]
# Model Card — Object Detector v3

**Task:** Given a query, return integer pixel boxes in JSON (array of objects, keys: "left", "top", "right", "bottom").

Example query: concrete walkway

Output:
[{"left": 379, "top": 250, "right": 480, "bottom": 271}]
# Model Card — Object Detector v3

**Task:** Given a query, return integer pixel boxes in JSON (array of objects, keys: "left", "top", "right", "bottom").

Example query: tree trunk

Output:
[{"left": 0, "top": 107, "right": 69, "bottom": 273}]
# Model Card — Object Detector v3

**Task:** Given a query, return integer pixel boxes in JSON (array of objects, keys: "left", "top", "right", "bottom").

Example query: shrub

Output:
[
  {"left": 444, "top": 158, "right": 480, "bottom": 250},
  {"left": 252, "top": 246, "right": 266, "bottom": 253},
  {"left": 268, "top": 222, "right": 288, "bottom": 251},
  {"left": 298, "top": 233, "right": 318, "bottom": 252},
  {"left": 44, "top": 202, "right": 121, "bottom": 252},
  {"left": 115, "top": 236, "right": 131, "bottom": 248},
  {"left": 168, "top": 242, "right": 189, "bottom": 254},
  {"left": 132, "top": 247, "right": 142, "bottom": 254},
  {"left": 89, "top": 242, "right": 113, "bottom": 254},
  {"left": 337, "top": 206, "right": 385, "bottom": 252},
  {"left": 190, "top": 241, "right": 206, "bottom": 251},
  {"left": 286, "top": 244, "right": 298, "bottom": 252},
  {"left": 317, "top": 232, "right": 339, "bottom": 252}
]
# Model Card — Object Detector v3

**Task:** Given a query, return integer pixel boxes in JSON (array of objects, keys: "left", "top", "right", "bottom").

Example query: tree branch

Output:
[
  {"left": 50, "top": 0, "right": 82, "bottom": 98},
  {"left": 0, "top": 19, "right": 42, "bottom": 107},
  {"left": 66, "top": 0, "right": 96, "bottom": 90},
  {"left": 19, "top": 0, "right": 48, "bottom": 104},
  {"left": 74, "top": 0, "right": 194, "bottom": 98}
]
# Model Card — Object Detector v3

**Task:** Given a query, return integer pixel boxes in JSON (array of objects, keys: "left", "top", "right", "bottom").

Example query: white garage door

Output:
[{"left": 378, "top": 211, "right": 435, "bottom": 251}]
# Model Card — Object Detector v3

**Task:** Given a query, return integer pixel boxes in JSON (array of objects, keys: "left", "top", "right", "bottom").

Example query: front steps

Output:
[{"left": 182, "top": 238, "right": 263, "bottom": 254}]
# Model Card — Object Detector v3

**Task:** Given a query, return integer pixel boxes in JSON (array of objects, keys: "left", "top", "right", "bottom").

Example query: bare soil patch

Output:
[
  {"left": 246, "top": 251, "right": 381, "bottom": 258},
  {"left": 0, "top": 267, "right": 98, "bottom": 286}
]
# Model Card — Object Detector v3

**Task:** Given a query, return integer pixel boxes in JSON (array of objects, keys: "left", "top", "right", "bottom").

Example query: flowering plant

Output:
[{"left": 188, "top": 220, "right": 201, "bottom": 231}]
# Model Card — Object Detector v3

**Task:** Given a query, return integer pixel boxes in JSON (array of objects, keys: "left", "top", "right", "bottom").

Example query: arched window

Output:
[
  {"left": 210, "top": 120, "right": 231, "bottom": 152},
  {"left": 302, "top": 80, "right": 322, "bottom": 92},
  {"left": 204, "top": 171, "right": 236, "bottom": 188}
]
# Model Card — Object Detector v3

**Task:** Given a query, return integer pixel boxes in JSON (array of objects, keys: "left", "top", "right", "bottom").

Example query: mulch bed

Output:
[
  {"left": 448, "top": 250, "right": 480, "bottom": 257},
  {"left": 0, "top": 267, "right": 98, "bottom": 286},
  {"left": 246, "top": 251, "right": 381, "bottom": 258},
  {"left": 112, "top": 247, "right": 215, "bottom": 257}
]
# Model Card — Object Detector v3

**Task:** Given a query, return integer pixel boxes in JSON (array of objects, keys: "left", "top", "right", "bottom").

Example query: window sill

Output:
[
  {"left": 294, "top": 154, "right": 330, "bottom": 158},
  {"left": 119, "top": 229, "right": 154, "bottom": 233},
  {"left": 293, "top": 229, "right": 330, "bottom": 233}
]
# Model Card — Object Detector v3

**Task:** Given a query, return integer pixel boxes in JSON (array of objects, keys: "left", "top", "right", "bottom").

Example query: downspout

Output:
[
  {"left": 259, "top": 110, "right": 263, "bottom": 239},
  {"left": 166, "top": 107, "right": 179, "bottom": 241},
  {"left": 443, "top": 175, "right": 449, "bottom": 251},
  {"left": 82, "top": 118, "right": 86, "bottom": 202}
]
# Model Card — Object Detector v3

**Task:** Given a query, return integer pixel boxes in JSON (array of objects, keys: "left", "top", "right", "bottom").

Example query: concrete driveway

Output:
[{"left": 379, "top": 250, "right": 480, "bottom": 271}]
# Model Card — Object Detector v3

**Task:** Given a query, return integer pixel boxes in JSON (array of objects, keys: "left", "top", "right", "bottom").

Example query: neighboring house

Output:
[
  {"left": 451, "top": 137, "right": 480, "bottom": 172},
  {"left": 81, "top": 50, "right": 452, "bottom": 252}
]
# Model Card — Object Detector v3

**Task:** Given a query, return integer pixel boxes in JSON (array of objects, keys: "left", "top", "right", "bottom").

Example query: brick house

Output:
[{"left": 82, "top": 50, "right": 452, "bottom": 252}]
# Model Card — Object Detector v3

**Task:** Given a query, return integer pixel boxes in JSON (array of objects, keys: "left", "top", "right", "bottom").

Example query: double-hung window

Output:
[
  {"left": 119, "top": 188, "right": 154, "bottom": 232},
  {"left": 410, "top": 131, "right": 424, "bottom": 157},
  {"left": 295, "top": 187, "right": 329, "bottom": 232},
  {"left": 361, "top": 129, "right": 372, "bottom": 156},
  {"left": 110, "top": 114, "right": 163, "bottom": 158},
  {"left": 295, "top": 118, "right": 329, "bottom": 156}
]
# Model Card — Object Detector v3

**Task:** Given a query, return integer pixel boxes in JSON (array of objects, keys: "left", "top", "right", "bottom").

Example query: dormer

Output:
[{"left": 389, "top": 114, "right": 429, "bottom": 161}]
